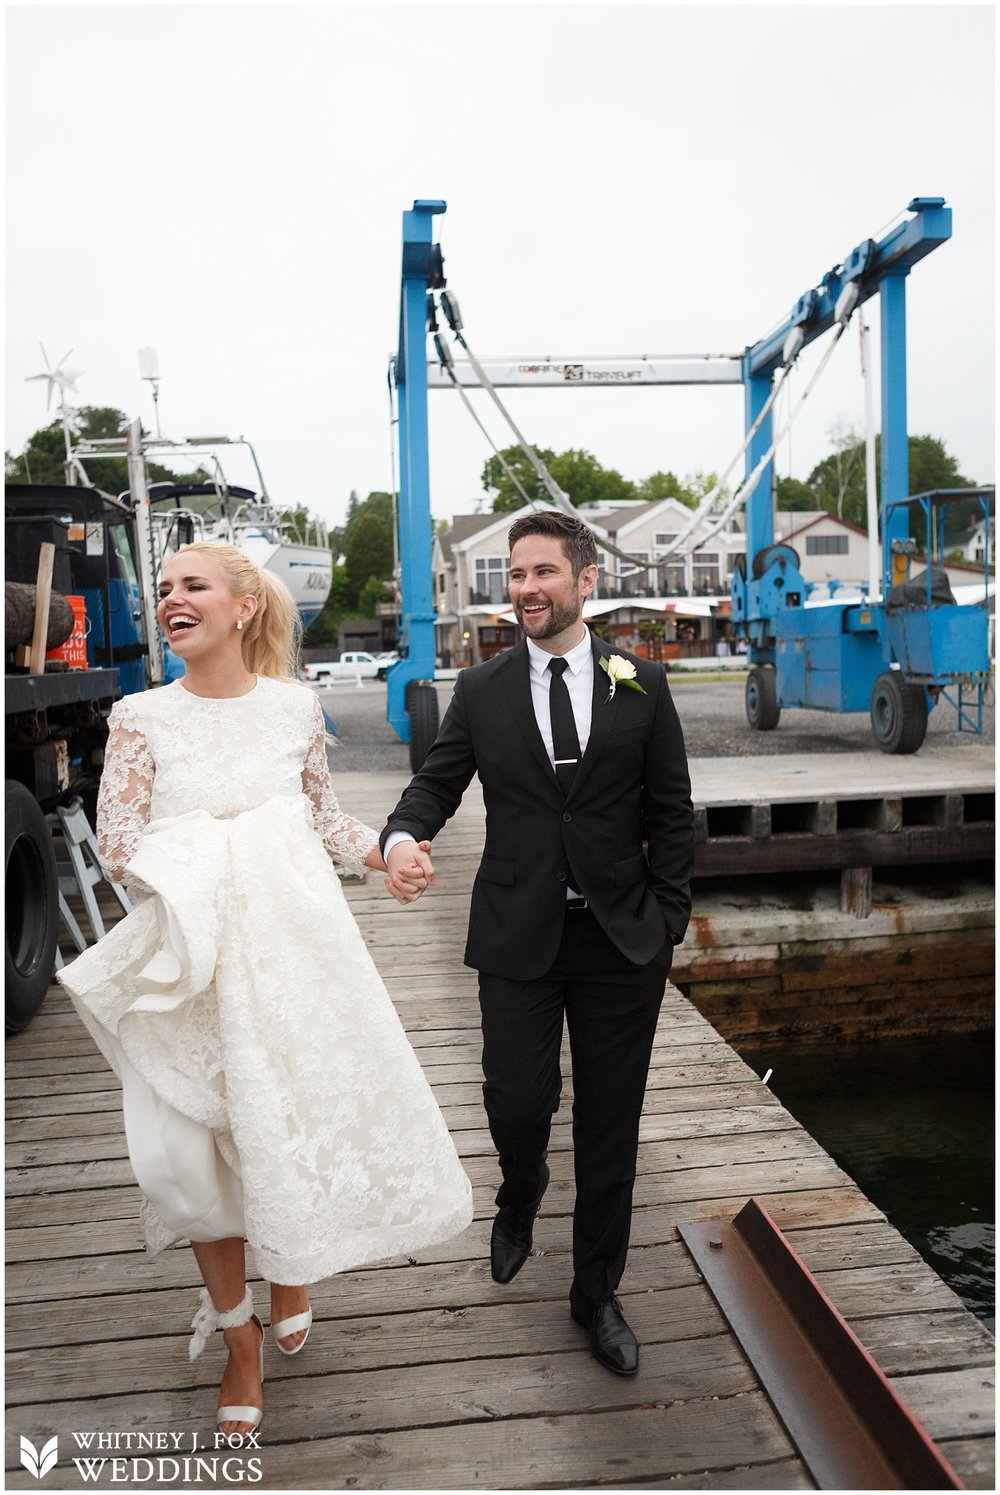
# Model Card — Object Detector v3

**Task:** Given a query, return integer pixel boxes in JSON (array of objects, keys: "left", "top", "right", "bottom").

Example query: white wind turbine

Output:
[
  {"left": 24, "top": 343, "right": 90, "bottom": 484},
  {"left": 25, "top": 343, "right": 84, "bottom": 413}
]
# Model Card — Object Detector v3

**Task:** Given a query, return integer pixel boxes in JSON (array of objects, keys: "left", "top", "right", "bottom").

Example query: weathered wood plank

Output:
[
  {"left": 5, "top": 1284, "right": 732, "bottom": 1403},
  {"left": 6, "top": 1104, "right": 804, "bottom": 1189},
  {"left": 4, "top": 1234, "right": 969, "bottom": 1356},
  {"left": 2, "top": 1402, "right": 806, "bottom": 1491},
  {"left": 3, "top": 1191, "right": 886, "bottom": 1301},
  {"left": 934, "top": 1436, "right": 996, "bottom": 1489},
  {"left": 3, "top": 1081, "right": 783, "bottom": 1153},
  {"left": 853, "top": 1309, "right": 997, "bottom": 1376},
  {"left": 4, "top": 1133, "right": 841, "bottom": 1226},
  {"left": 168, "top": 1395, "right": 799, "bottom": 1490},
  {"left": 5, "top": 1183, "right": 885, "bottom": 1279},
  {"left": 888, "top": 1364, "right": 996, "bottom": 1442},
  {"left": 3, "top": 1334, "right": 763, "bottom": 1452}
]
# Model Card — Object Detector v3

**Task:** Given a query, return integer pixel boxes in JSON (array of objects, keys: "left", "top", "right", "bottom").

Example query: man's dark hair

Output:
[{"left": 507, "top": 510, "right": 598, "bottom": 576}]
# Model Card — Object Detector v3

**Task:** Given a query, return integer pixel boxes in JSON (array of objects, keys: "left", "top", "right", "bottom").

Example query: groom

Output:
[{"left": 382, "top": 510, "right": 694, "bottom": 1375}]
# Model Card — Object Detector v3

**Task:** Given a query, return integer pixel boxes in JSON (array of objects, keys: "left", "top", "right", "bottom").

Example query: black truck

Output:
[{"left": 5, "top": 484, "right": 153, "bottom": 1031}]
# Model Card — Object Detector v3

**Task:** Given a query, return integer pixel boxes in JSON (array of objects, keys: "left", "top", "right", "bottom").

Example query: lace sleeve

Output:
[
  {"left": 96, "top": 697, "right": 155, "bottom": 885},
  {"left": 302, "top": 697, "right": 379, "bottom": 875}
]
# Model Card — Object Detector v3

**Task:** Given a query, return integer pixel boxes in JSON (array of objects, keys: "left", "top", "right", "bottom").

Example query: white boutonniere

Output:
[{"left": 600, "top": 654, "right": 646, "bottom": 702}]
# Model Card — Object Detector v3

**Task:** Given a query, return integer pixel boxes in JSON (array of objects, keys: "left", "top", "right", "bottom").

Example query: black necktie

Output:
[{"left": 548, "top": 658, "right": 580, "bottom": 795}]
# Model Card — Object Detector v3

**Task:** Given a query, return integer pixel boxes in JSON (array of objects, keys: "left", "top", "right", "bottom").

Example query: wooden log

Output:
[{"left": 4, "top": 581, "right": 74, "bottom": 651}]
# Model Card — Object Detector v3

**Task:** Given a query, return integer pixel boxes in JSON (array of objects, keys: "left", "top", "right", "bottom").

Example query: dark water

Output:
[{"left": 751, "top": 1031, "right": 995, "bottom": 1331}]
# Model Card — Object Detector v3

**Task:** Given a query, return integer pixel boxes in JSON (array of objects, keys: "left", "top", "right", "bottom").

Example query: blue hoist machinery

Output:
[
  {"left": 389, "top": 197, "right": 992, "bottom": 764},
  {"left": 729, "top": 196, "right": 992, "bottom": 753},
  {"left": 387, "top": 200, "right": 445, "bottom": 769}
]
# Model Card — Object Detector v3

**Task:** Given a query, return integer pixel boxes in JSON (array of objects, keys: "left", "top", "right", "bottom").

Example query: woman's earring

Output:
[{"left": 236, "top": 620, "right": 244, "bottom": 631}]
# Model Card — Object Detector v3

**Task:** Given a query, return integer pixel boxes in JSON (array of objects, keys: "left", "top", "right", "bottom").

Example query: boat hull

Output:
[{"left": 228, "top": 535, "right": 333, "bottom": 628}]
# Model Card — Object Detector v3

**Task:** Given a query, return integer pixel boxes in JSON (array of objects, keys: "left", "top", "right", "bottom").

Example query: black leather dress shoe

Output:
[
  {"left": 490, "top": 1164, "right": 549, "bottom": 1283},
  {"left": 570, "top": 1292, "right": 639, "bottom": 1376}
]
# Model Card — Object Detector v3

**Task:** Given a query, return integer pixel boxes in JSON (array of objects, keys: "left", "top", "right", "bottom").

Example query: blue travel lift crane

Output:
[
  {"left": 389, "top": 197, "right": 992, "bottom": 767},
  {"left": 730, "top": 196, "right": 992, "bottom": 753},
  {"left": 386, "top": 200, "right": 446, "bottom": 770}
]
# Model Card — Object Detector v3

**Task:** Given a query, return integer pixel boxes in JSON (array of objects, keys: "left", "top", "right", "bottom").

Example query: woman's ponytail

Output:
[{"left": 243, "top": 566, "right": 302, "bottom": 680}]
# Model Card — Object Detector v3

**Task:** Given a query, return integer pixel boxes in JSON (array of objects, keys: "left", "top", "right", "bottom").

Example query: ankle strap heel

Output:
[{"left": 188, "top": 1285, "right": 255, "bottom": 1361}]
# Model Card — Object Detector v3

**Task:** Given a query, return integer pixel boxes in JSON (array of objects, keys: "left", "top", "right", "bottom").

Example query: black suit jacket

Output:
[{"left": 381, "top": 636, "right": 694, "bottom": 981}]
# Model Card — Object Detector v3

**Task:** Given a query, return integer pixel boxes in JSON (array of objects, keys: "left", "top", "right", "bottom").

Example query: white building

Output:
[
  {"left": 432, "top": 498, "right": 745, "bottom": 668},
  {"left": 431, "top": 500, "right": 993, "bottom": 668}
]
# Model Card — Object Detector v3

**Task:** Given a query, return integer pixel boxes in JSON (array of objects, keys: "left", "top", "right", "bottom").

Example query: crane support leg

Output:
[
  {"left": 388, "top": 200, "right": 445, "bottom": 743},
  {"left": 880, "top": 271, "right": 911, "bottom": 597},
  {"left": 742, "top": 365, "right": 775, "bottom": 564}
]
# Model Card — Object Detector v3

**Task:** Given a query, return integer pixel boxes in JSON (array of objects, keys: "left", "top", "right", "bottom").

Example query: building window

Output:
[
  {"left": 692, "top": 552, "right": 720, "bottom": 593},
  {"left": 806, "top": 534, "right": 849, "bottom": 556},
  {"left": 474, "top": 556, "right": 509, "bottom": 604},
  {"left": 653, "top": 532, "right": 678, "bottom": 549}
]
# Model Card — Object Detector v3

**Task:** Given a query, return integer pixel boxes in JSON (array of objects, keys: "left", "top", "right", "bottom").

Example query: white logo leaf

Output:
[
  {"left": 19, "top": 1436, "right": 40, "bottom": 1478},
  {"left": 40, "top": 1437, "right": 59, "bottom": 1477}
]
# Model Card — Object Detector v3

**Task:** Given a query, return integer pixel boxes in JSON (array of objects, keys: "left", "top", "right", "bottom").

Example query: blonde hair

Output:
[{"left": 175, "top": 542, "right": 302, "bottom": 680}]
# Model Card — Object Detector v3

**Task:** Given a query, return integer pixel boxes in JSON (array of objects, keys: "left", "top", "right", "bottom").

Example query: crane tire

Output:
[
  {"left": 870, "top": 671, "right": 928, "bottom": 754},
  {"left": 408, "top": 683, "right": 440, "bottom": 772},
  {"left": 5, "top": 780, "right": 59, "bottom": 1033},
  {"left": 746, "top": 666, "right": 781, "bottom": 731}
]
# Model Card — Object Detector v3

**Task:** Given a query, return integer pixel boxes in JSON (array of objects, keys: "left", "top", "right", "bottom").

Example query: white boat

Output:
[{"left": 145, "top": 479, "right": 333, "bottom": 628}]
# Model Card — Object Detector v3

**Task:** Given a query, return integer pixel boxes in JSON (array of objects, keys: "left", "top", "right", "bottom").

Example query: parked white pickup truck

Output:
[{"left": 304, "top": 651, "right": 380, "bottom": 683}]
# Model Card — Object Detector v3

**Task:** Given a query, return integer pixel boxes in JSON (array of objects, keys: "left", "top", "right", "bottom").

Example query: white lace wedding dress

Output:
[{"left": 58, "top": 676, "right": 473, "bottom": 1284}]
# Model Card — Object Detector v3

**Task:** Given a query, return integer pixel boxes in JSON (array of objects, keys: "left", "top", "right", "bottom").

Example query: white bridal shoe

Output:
[
  {"left": 188, "top": 1286, "right": 264, "bottom": 1436},
  {"left": 271, "top": 1305, "right": 313, "bottom": 1357}
]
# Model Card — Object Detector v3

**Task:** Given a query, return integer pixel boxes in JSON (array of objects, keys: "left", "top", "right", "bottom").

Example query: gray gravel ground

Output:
[{"left": 318, "top": 672, "right": 994, "bottom": 772}]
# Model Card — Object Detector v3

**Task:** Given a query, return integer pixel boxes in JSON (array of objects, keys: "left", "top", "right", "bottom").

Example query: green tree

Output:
[
  {"left": 634, "top": 470, "right": 688, "bottom": 505},
  {"left": 776, "top": 476, "right": 816, "bottom": 510},
  {"left": 5, "top": 406, "right": 209, "bottom": 495},
  {"left": 681, "top": 470, "right": 728, "bottom": 506},
  {"left": 805, "top": 432, "right": 978, "bottom": 531},
  {"left": 305, "top": 490, "right": 396, "bottom": 646},
  {"left": 357, "top": 574, "right": 389, "bottom": 619},
  {"left": 343, "top": 506, "right": 394, "bottom": 608},
  {"left": 481, "top": 446, "right": 559, "bottom": 510},
  {"left": 482, "top": 445, "right": 637, "bottom": 513},
  {"left": 806, "top": 425, "right": 866, "bottom": 523}
]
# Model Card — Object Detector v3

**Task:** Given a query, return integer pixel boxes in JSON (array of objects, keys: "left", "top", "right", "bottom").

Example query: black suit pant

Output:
[{"left": 478, "top": 906, "right": 670, "bottom": 1302}]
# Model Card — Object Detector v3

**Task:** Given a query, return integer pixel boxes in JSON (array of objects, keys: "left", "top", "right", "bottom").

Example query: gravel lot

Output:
[{"left": 318, "top": 671, "right": 994, "bottom": 771}]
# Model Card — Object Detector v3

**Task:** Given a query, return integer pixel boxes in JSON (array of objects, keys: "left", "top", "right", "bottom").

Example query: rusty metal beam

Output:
[{"left": 678, "top": 1199, "right": 965, "bottom": 1490}]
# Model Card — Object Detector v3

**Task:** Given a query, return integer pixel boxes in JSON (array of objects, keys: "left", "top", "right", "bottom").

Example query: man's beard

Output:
[{"left": 514, "top": 594, "right": 582, "bottom": 638}]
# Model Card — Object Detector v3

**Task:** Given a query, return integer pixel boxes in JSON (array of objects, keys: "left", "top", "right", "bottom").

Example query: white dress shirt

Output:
[
  {"left": 525, "top": 630, "right": 594, "bottom": 762},
  {"left": 384, "top": 630, "right": 596, "bottom": 879}
]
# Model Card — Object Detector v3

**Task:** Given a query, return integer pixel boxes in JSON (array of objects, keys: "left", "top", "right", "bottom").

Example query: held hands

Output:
[{"left": 385, "top": 840, "right": 436, "bottom": 906}]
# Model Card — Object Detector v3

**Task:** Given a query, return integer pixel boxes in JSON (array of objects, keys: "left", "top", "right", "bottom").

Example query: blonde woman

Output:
[{"left": 59, "top": 544, "right": 472, "bottom": 1438}]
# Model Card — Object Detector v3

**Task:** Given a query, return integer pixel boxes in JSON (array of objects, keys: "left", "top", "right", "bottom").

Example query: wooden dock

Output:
[{"left": 5, "top": 770, "right": 995, "bottom": 1490}]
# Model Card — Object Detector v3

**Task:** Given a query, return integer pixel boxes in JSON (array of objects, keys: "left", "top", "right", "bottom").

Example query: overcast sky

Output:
[{"left": 5, "top": 4, "right": 995, "bottom": 531}]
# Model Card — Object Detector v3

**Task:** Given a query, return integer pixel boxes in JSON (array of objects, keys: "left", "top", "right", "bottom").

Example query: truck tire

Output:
[
  {"left": 746, "top": 666, "right": 781, "bottom": 730},
  {"left": 5, "top": 780, "right": 59, "bottom": 1033},
  {"left": 870, "top": 671, "right": 928, "bottom": 754},
  {"left": 408, "top": 683, "right": 439, "bottom": 772}
]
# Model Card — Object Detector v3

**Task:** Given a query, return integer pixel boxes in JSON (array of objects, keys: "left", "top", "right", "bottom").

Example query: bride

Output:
[{"left": 58, "top": 543, "right": 473, "bottom": 1439}]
